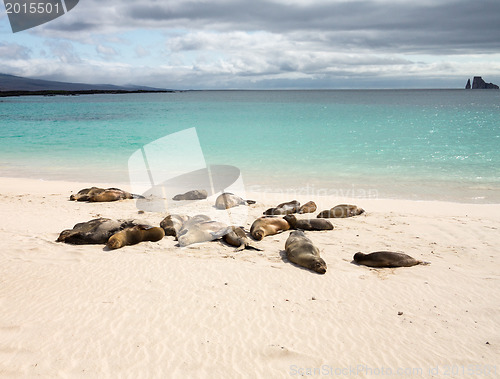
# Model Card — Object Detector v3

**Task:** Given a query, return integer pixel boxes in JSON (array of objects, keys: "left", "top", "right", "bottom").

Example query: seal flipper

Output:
[
  {"left": 244, "top": 244, "right": 263, "bottom": 252},
  {"left": 245, "top": 200, "right": 256, "bottom": 205},
  {"left": 234, "top": 244, "right": 246, "bottom": 252},
  {"left": 210, "top": 226, "right": 234, "bottom": 240}
]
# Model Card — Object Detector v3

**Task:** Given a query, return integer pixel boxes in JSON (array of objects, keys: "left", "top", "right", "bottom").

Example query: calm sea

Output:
[{"left": 1, "top": 90, "right": 499, "bottom": 203}]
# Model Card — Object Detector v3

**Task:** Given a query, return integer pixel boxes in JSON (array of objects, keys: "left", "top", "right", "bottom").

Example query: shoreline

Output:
[
  {"left": 1, "top": 174, "right": 499, "bottom": 208},
  {"left": 1, "top": 175, "right": 499, "bottom": 377}
]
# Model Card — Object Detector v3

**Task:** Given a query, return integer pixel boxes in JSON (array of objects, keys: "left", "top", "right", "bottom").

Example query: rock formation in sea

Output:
[{"left": 466, "top": 76, "right": 499, "bottom": 89}]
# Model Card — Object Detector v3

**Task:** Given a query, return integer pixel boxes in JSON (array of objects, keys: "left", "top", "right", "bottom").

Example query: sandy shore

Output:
[{"left": 0, "top": 177, "right": 499, "bottom": 378}]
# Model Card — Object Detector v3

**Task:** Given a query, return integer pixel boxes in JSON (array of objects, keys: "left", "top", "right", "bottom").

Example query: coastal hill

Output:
[
  {"left": 0, "top": 73, "right": 171, "bottom": 96},
  {"left": 465, "top": 76, "right": 499, "bottom": 89}
]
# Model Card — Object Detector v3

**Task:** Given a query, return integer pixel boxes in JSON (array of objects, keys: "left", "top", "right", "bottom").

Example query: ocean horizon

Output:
[{"left": 1, "top": 89, "right": 499, "bottom": 203}]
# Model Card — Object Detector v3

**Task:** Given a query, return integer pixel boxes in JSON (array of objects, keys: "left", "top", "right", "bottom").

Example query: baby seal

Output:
[
  {"left": 215, "top": 193, "right": 256, "bottom": 210},
  {"left": 222, "top": 226, "right": 262, "bottom": 252},
  {"left": 70, "top": 187, "right": 144, "bottom": 202},
  {"left": 250, "top": 216, "right": 290, "bottom": 241},
  {"left": 298, "top": 201, "right": 317, "bottom": 214},
  {"left": 317, "top": 204, "right": 365, "bottom": 218},
  {"left": 172, "top": 189, "right": 208, "bottom": 201},
  {"left": 285, "top": 230, "right": 327, "bottom": 274},
  {"left": 283, "top": 214, "right": 334, "bottom": 231},
  {"left": 263, "top": 200, "right": 300, "bottom": 215},
  {"left": 106, "top": 225, "right": 165, "bottom": 249},
  {"left": 353, "top": 251, "right": 430, "bottom": 268}
]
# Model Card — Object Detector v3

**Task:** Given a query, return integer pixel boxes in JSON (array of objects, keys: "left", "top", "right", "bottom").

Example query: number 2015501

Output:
[{"left": 5, "top": 2, "right": 62, "bottom": 14}]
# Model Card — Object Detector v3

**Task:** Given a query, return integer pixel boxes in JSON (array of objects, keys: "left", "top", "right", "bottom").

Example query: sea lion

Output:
[
  {"left": 177, "top": 215, "right": 212, "bottom": 234},
  {"left": 317, "top": 204, "right": 365, "bottom": 218},
  {"left": 353, "top": 251, "right": 430, "bottom": 268},
  {"left": 70, "top": 187, "right": 144, "bottom": 202},
  {"left": 160, "top": 214, "right": 191, "bottom": 237},
  {"left": 284, "top": 230, "right": 327, "bottom": 274},
  {"left": 222, "top": 226, "right": 262, "bottom": 252},
  {"left": 250, "top": 216, "right": 290, "bottom": 241},
  {"left": 263, "top": 200, "right": 300, "bottom": 215},
  {"left": 215, "top": 192, "right": 255, "bottom": 209},
  {"left": 283, "top": 214, "right": 334, "bottom": 231},
  {"left": 56, "top": 218, "right": 139, "bottom": 245},
  {"left": 106, "top": 225, "right": 165, "bottom": 249},
  {"left": 177, "top": 220, "right": 231, "bottom": 247},
  {"left": 172, "top": 189, "right": 208, "bottom": 201},
  {"left": 298, "top": 201, "right": 317, "bottom": 214}
]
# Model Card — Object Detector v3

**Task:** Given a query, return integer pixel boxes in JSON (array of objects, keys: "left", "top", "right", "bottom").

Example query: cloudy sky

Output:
[{"left": 1, "top": 0, "right": 499, "bottom": 89}]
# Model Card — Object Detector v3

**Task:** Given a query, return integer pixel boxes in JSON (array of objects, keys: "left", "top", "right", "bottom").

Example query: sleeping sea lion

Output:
[
  {"left": 177, "top": 220, "right": 231, "bottom": 247},
  {"left": 283, "top": 214, "right": 334, "bottom": 231},
  {"left": 222, "top": 226, "right": 262, "bottom": 252},
  {"left": 298, "top": 201, "right": 317, "bottom": 214},
  {"left": 263, "top": 200, "right": 300, "bottom": 215},
  {"left": 106, "top": 225, "right": 165, "bottom": 249},
  {"left": 317, "top": 204, "right": 365, "bottom": 218},
  {"left": 353, "top": 251, "right": 430, "bottom": 268},
  {"left": 70, "top": 187, "right": 144, "bottom": 202},
  {"left": 172, "top": 189, "right": 208, "bottom": 201},
  {"left": 285, "top": 230, "right": 327, "bottom": 274},
  {"left": 250, "top": 216, "right": 290, "bottom": 241},
  {"left": 215, "top": 192, "right": 256, "bottom": 210},
  {"left": 56, "top": 218, "right": 138, "bottom": 245},
  {"left": 160, "top": 214, "right": 191, "bottom": 237}
]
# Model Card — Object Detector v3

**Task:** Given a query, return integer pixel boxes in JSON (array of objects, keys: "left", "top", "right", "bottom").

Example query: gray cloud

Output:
[
  {"left": 46, "top": 0, "right": 500, "bottom": 54},
  {"left": 0, "top": 42, "right": 32, "bottom": 59}
]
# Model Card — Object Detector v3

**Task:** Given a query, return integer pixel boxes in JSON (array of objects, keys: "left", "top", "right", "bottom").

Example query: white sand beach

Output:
[{"left": 0, "top": 177, "right": 499, "bottom": 378}]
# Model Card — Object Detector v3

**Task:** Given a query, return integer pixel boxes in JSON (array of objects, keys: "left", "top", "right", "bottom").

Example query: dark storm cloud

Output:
[{"left": 50, "top": 0, "right": 500, "bottom": 54}]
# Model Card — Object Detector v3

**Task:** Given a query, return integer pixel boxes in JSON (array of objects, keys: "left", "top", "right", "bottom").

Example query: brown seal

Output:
[
  {"left": 107, "top": 225, "right": 165, "bottom": 249},
  {"left": 263, "top": 200, "right": 300, "bottom": 215},
  {"left": 298, "top": 201, "right": 317, "bottom": 214},
  {"left": 250, "top": 216, "right": 290, "bottom": 241},
  {"left": 70, "top": 187, "right": 144, "bottom": 202},
  {"left": 215, "top": 193, "right": 256, "bottom": 210},
  {"left": 285, "top": 230, "right": 327, "bottom": 274},
  {"left": 222, "top": 226, "right": 262, "bottom": 252},
  {"left": 353, "top": 251, "right": 430, "bottom": 268},
  {"left": 283, "top": 214, "right": 334, "bottom": 231},
  {"left": 172, "top": 189, "right": 208, "bottom": 201},
  {"left": 317, "top": 204, "right": 365, "bottom": 218},
  {"left": 57, "top": 218, "right": 139, "bottom": 245}
]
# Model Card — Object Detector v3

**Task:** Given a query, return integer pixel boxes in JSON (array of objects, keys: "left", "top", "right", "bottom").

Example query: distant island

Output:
[
  {"left": 0, "top": 73, "right": 174, "bottom": 97},
  {"left": 465, "top": 76, "right": 499, "bottom": 89}
]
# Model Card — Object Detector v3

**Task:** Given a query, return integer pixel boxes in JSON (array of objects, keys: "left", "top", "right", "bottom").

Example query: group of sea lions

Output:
[
  {"left": 56, "top": 218, "right": 165, "bottom": 250},
  {"left": 58, "top": 188, "right": 430, "bottom": 273}
]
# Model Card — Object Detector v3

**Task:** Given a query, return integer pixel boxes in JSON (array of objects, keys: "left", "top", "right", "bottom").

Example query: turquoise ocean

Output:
[{"left": 0, "top": 90, "right": 499, "bottom": 203}]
